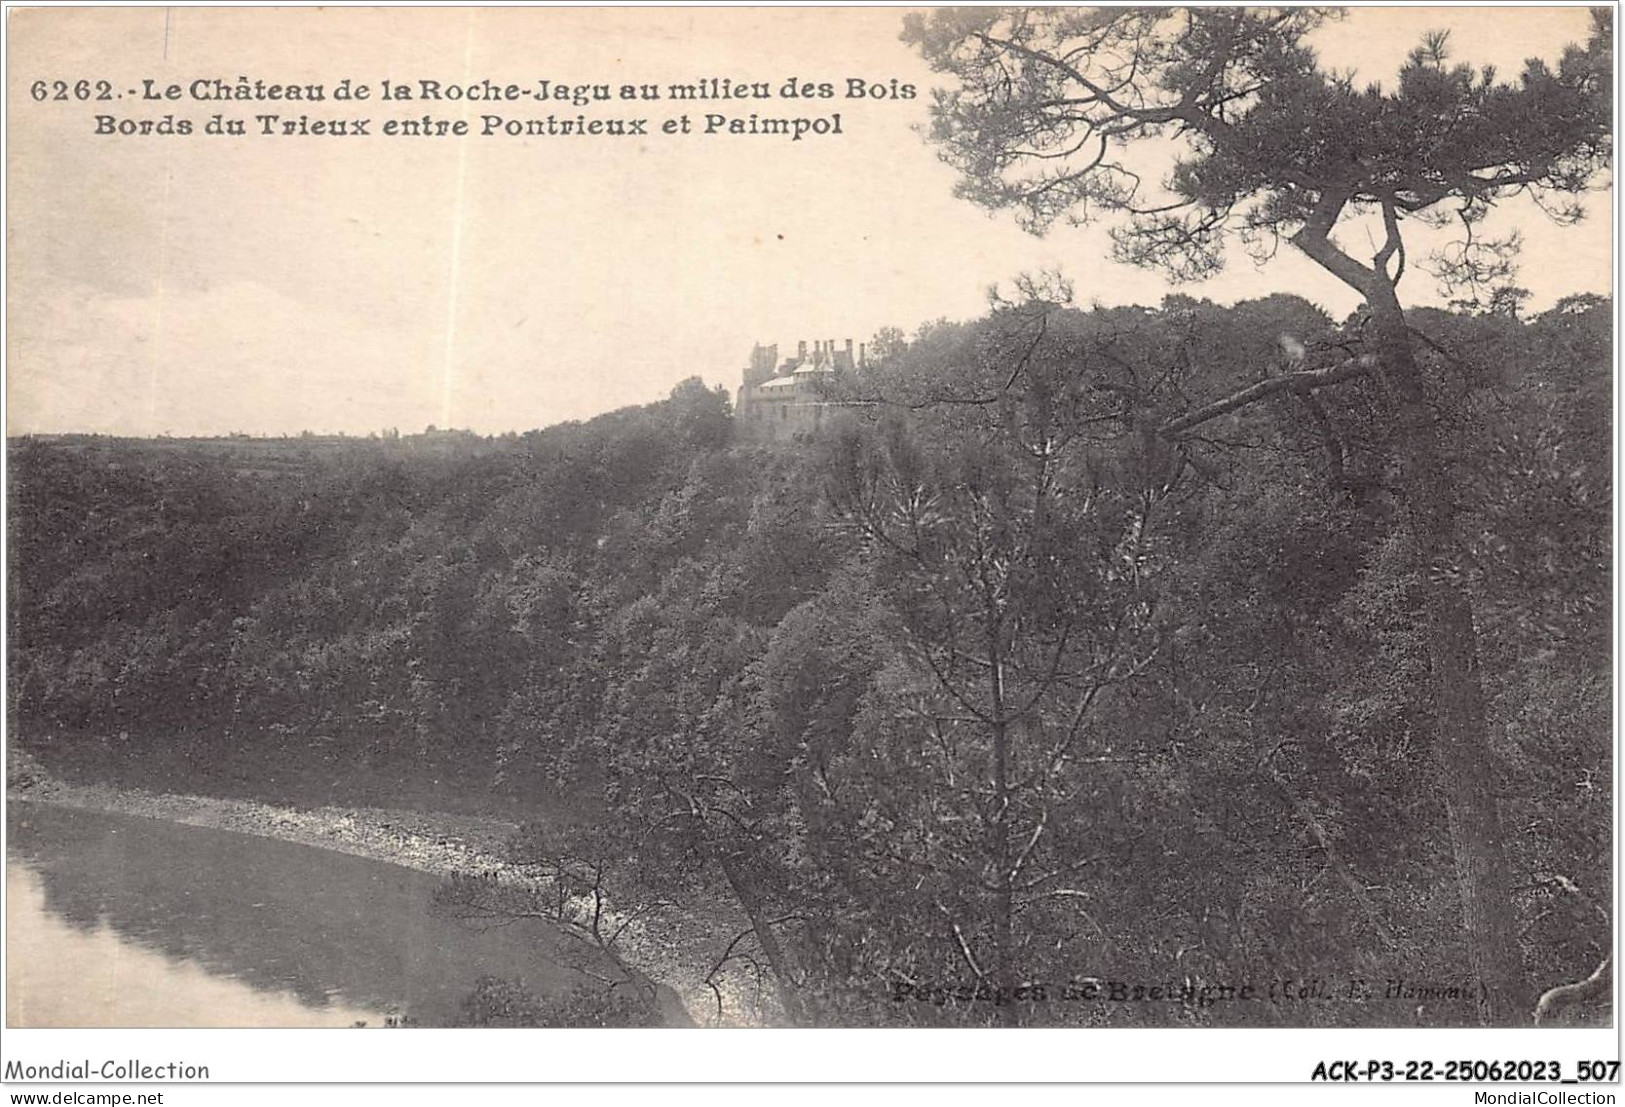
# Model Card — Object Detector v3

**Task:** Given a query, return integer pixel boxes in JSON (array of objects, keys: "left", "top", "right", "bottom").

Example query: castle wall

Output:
[{"left": 736, "top": 380, "right": 836, "bottom": 441}]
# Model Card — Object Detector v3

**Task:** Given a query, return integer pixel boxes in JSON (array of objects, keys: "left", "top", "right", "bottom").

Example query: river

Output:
[{"left": 6, "top": 800, "right": 618, "bottom": 1027}]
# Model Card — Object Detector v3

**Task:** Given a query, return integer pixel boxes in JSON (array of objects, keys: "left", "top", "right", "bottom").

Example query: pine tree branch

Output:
[{"left": 1158, "top": 354, "right": 1377, "bottom": 437}]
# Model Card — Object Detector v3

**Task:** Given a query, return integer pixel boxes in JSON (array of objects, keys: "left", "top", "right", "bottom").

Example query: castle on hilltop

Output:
[{"left": 735, "top": 337, "right": 868, "bottom": 439}]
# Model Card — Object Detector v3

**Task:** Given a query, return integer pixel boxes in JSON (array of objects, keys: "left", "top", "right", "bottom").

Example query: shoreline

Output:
[
  {"left": 9, "top": 772, "right": 523, "bottom": 877},
  {"left": 6, "top": 763, "right": 758, "bottom": 1027}
]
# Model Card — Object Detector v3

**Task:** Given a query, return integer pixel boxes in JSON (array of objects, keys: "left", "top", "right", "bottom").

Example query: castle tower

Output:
[{"left": 743, "top": 342, "right": 778, "bottom": 390}]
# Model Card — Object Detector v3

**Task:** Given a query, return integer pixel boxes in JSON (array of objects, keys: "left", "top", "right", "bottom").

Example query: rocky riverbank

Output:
[{"left": 7, "top": 749, "right": 760, "bottom": 1026}]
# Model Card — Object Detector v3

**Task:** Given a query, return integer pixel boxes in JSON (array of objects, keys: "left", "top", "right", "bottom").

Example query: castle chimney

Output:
[
  {"left": 859, "top": 342, "right": 866, "bottom": 366},
  {"left": 845, "top": 338, "right": 854, "bottom": 360},
  {"left": 798, "top": 340, "right": 807, "bottom": 360}
]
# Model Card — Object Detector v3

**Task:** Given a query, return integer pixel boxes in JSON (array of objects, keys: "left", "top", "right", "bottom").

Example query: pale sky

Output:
[{"left": 6, "top": 6, "right": 1612, "bottom": 437}]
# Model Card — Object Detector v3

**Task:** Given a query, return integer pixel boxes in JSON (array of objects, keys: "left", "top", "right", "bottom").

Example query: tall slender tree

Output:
[{"left": 815, "top": 305, "right": 1177, "bottom": 1023}]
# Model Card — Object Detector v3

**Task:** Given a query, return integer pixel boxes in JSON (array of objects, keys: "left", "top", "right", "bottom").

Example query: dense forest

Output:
[{"left": 8, "top": 290, "right": 1610, "bottom": 1027}]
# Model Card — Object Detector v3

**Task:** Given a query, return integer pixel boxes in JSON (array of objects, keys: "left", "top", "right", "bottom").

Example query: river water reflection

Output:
[{"left": 7, "top": 801, "right": 595, "bottom": 1027}]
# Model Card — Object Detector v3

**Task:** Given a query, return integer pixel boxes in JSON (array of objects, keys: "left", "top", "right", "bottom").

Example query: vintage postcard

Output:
[{"left": 3, "top": 3, "right": 1615, "bottom": 1092}]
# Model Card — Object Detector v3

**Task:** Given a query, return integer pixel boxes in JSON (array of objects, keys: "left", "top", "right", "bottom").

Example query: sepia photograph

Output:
[{"left": 1, "top": 1, "right": 1616, "bottom": 1090}]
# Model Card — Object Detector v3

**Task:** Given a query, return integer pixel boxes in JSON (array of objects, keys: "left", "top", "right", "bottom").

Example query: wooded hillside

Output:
[{"left": 8, "top": 294, "right": 1610, "bottom": 1025}]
